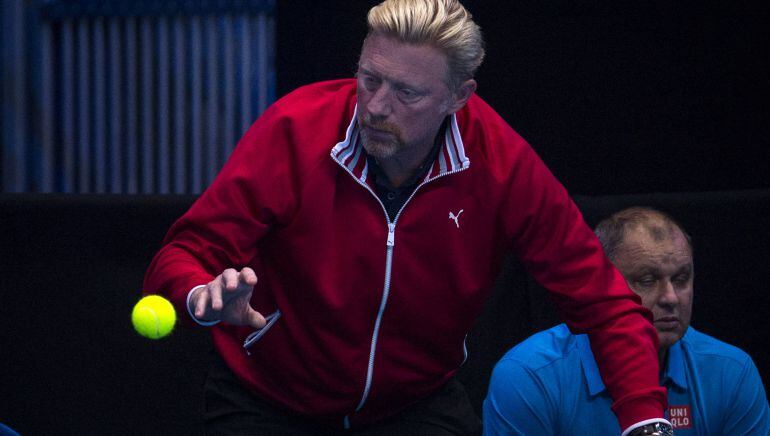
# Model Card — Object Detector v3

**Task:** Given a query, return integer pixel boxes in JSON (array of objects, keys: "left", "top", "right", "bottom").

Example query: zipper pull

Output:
[{"left": 387, "top": 223, "right": 395, "bottom": 247}]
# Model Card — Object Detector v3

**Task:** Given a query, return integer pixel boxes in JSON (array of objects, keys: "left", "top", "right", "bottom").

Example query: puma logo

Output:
[{"left": 448, "top": 209, "right": 464, "bottom": 228}]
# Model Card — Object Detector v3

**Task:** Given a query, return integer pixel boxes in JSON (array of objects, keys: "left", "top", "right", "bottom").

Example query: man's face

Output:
[
  {"left": 356, "top": 33, "right": 460, "bottom": 160},
  {"left": 613, "top": 224, "right": 694, "bottom": 350}
]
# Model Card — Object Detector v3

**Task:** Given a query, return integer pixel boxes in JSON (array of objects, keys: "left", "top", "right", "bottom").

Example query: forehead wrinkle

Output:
[
  {"left": 364, "top": 55, "right": 436, "bottom": 88},
  {"left": 616, "top": 234, "right": 693, "bottom": 277}
]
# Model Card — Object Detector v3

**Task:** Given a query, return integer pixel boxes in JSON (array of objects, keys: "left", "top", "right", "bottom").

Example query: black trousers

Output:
[{"left": 203, "top": 352, "right": 482, "bottom": 435}]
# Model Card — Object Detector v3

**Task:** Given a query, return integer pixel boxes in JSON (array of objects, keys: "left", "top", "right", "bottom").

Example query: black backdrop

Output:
[{"left": 275, "top": 1, "right": 770, "bottom": 195}]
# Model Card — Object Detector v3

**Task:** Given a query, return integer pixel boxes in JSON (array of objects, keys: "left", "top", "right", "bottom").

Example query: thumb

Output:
[{"left": 247, "top": 308, "right": 267, "bottom": 330}]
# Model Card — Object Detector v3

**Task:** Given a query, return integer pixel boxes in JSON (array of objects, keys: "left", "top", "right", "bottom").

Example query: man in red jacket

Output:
[{"left": 145, "top": 0, "right": 672, "bottom": 434}]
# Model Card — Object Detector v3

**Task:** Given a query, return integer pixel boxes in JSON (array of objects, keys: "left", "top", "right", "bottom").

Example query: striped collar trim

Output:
[{"left": 330, "top": 106, "right": 470, "bottom": 184}]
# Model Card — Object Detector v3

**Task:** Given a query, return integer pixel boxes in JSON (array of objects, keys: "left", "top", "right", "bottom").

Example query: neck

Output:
[
  {"left": 377, "top": 136, "right": 437, "bottom": 187},
  {"left": 658, "top": 347, "right": 669, "bottom": 376}
]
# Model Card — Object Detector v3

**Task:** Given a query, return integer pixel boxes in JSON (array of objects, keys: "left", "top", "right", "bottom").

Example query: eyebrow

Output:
[
  {"left": 357, "top": 66, "right": 425, "bottom": 93},
  {"left": 627, "top": 263, "right": 693, "bottom": 278},
  {"left": 627, "top": 266, "right": 659, "bottom": 277}
]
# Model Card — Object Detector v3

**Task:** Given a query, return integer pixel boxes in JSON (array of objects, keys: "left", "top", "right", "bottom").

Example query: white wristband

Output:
[{"left": 186, "top": 284, "right": 221, "bottom": 326}]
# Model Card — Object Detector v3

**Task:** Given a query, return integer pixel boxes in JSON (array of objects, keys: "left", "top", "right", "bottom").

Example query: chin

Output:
[
  {"left": 657, "top": 332, "right": 684, "bottom": 349},
  {"left": 363, "top": 140, "right": 399, "bottom": 159}
]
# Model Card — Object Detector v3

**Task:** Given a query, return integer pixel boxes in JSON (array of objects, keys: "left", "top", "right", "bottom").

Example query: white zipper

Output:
[
  {"left": 350, "top": 223, "right": 395, "bottom": 420},
  {"left": 336, "top": 160, "right": 469, "bottom": 428}
]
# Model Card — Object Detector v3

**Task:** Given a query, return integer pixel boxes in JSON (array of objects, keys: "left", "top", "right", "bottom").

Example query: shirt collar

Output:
[
  {"left": 661, "top": 331, "right": 688, "bottom": 390},
  {"left": 330, "top": 105, "right": 470, "bottom": 185},
  {"left": 578, "top": 330, "right": 689, "bottom": 397},
  {"left": 577, "top": 333, "right": 607, "bottom": 396}
]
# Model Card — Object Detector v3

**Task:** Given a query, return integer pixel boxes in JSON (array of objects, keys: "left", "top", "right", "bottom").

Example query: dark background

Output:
[{"left": 275, "top": 1, "right": 770, "bottom": 195}]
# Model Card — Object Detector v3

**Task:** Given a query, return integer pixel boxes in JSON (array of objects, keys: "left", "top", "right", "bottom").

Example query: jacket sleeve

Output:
[
  {"left": 722, "top": 355, "right": 770, "bottom": 433},
  {"left": 499, "top": 141, "right": 667, "bottom": 430},
  {"left": 483, "top": 357, "right": 556, "bottom": 436},
  {"left": 142, "top": 104, "right": 300, "bottom": 326}
]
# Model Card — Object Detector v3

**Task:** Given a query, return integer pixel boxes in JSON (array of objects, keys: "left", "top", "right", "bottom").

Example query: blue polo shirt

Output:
[{"left": 483, "top": 325, "right": 770, "bottom": 435}]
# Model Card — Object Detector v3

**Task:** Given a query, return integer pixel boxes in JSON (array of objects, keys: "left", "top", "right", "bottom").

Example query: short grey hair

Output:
[{"left": 594, "top": 206, "right": 693, "bottom": 262}]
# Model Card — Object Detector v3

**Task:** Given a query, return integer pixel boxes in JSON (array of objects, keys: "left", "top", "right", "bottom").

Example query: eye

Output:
[
  {"left": 359, "top": 75, "right": 380, "bottom": 91},
  {"left": 633, "top": 276, "right": 657, "bottom": 290},
  {"left": 397, "top": 87, "right": 421, "bottom": 103},
  {"left": 672, "top": 273, "right": 691, "bottom": 287}
]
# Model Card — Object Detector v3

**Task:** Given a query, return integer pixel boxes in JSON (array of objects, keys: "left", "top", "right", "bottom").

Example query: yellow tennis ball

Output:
[{"left": 132, "top": 295, "right": 176, "bottom": 339}]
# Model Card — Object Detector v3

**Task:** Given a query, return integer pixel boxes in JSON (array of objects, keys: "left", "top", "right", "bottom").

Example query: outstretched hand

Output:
[{"left": 190, "top": 267, "right": 266, "bottom": 329}]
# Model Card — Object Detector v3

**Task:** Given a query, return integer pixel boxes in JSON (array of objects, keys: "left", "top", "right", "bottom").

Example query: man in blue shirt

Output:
[{"left": 483, "top": 207, "right": 770, "bottom": 435}]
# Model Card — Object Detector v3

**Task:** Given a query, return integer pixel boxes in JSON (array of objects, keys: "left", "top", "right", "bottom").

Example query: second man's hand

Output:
[{"left": 190, "top": 267, "right": 266, "bottom": 329}]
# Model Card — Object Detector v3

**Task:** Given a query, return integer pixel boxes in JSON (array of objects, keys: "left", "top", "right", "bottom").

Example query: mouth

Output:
[
  {"left": 654, "top": 316, "right": 680, "bottom": 330},
  {"left": 363, "top": 126, "right": 396, "bottom": 141}
]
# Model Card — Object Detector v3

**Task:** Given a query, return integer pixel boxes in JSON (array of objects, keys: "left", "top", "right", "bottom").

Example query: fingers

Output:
[
  {"left": 210, "top": 269, "right": 231, "bottom": 311},
  {"left": 195, "top": 267, "right": 261, "bottom": 325},
  {"left": 218, "top": 268, "right": 257, "bottom": 306},
  {"left": 240, "top": 267, "right": 258, "bottom": 287},
  {"left": 222, "top": 268, "right": 239, "bottom": 292},
  {"left": 222, "top": 267, "right": 257, "bottom": 291},
  {"left": 193, "top": 286, "right": 210, "bottom": 320}
]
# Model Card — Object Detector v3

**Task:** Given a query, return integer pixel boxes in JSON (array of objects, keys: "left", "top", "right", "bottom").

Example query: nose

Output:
[
  {"left": 365, "top": 84, "right": 393, "bottom": 118},
  {"left": 657, "top": 280, "right": 679, "bottom": 307}
]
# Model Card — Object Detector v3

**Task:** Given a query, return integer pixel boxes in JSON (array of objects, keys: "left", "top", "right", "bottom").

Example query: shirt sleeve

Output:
[
  {"left": 482, "top": 358, "right": 556, "bottom": 436},
  {"left": 722, "top": 355, "right": 770, "bottom": 434}
]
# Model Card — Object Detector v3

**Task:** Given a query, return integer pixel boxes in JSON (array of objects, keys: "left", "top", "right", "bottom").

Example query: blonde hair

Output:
[{"left": 366, "top": 0, "right": 484, "bottom": 90}]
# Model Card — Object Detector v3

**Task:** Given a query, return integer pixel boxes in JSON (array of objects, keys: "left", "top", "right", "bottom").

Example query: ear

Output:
[{"left": 447, "top": 79, "right": 477, "bottom": 113}]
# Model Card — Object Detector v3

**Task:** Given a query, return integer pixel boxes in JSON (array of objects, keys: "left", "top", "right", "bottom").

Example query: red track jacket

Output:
[{"left": 144, "top": 79, "right": 666, "bottom": 429}]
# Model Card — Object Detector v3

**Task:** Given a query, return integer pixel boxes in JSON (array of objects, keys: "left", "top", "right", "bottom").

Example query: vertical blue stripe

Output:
[
  {"left": 40, "top": 23, "right": 54, "bottom": 192},
  {"left": 265, "top": 14, "right": 276, "bottom": 106},
  {"left": 239, "top": 16, "right": 252, "bottom": 141},
  {"left": 140, "top": 18, "right": 154, "bottom": 193},
  {"left": 77, "top": 18, "right": 90, "bottom": 192},
  {"left": 93, "top": 17, "right": 106, "bottom": 193},
  {"left": 191, "top": 16, "right": 203, "bottom": 193},
  {"left": 157, "top": 16, "right": 170, "bottom": 194},
  {"left": 173, "top": 16, "right": 186, "bottom": 194},
  {"left": 9, "top": 6, "right": 276, "bottom": 194},
  {"left": 3, "top": 0, "right": 27, "bottom": 191},
  {"left": 61, "top": 19, "right": 75, "bottom": 193},
  {"left": 108, "top": 18, "right": 122, "bottom": 193},
  {"left": 223, "top": 15, "right": 235, "bottom": 160},
  {"left": 257, "top": 14, "right": 268, "bottom": 116},
  {"left": 205, "top": 16, "right": 219, "bottom": 187},
  {"left": 124, "top": 17, "right": 138, "bottom": 194}
]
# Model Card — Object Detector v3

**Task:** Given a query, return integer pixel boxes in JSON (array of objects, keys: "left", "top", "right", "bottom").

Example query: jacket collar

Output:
[
  {"left": 330, "top": 106, "right": 470, "bottom": 185},
  {"left": 578, "top": 331, "right": 688, "bottom": 397}
]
